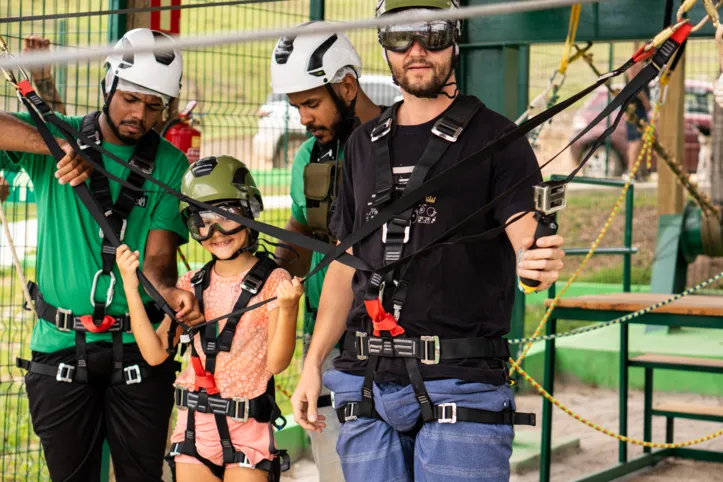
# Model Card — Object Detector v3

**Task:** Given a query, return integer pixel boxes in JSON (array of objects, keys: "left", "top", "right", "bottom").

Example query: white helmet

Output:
[
  {"left": 270, "top": 22, "right": 362, "bottom": 94},
  {"left": 103, "top": 28, "right": 183, "bottom": 102}
]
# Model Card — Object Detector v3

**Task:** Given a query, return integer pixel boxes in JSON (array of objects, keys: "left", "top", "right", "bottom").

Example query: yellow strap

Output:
[{"left": 558, "top": 3, "right": 582, "bottom": 75}]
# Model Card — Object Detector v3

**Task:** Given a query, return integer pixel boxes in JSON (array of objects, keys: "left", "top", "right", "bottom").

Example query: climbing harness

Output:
[
  {"left": 166, "top": 253, "right": 290, "bottom": 481},
  {"left": 335, "top": 95, "right": 537, "bottom": 429}
]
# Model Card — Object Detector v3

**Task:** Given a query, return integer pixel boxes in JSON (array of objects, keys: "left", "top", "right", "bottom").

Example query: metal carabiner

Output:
[{"left": 90, "top": 269, "right": 116, "bottom": 308}]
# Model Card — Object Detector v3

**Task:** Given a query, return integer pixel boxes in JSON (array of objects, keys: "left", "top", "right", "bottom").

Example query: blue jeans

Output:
[{"left": 323, "top": 369, "right": 516, "bottom": 482}]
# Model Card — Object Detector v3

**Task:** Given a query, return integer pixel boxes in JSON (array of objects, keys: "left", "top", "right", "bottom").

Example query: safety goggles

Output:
[
  {"left": 186, "top": 204, "right": 248, "bottom": 242},
  {"left": 378, "top": 20, "right": 457, "bottom": 53}
]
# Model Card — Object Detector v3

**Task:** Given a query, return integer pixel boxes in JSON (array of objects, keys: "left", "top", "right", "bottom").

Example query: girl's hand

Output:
[
  {"left": 277, "top": 277, "right": 304, "bottom": 310},
  {"left": 116, "top": 245, "right": 141, "bottom": 290}
]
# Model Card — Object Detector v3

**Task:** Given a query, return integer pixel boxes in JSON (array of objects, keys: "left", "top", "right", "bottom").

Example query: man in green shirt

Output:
[
  {"left": 0, "top": 29, "right": 202, "bottom": 482},
  {"left": 270, "top": 22, "right": 383, "bottom": 481}
]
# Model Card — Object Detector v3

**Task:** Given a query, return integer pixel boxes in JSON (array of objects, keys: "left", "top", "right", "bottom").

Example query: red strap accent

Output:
[
  {"left": 17, "top": 80, "right": 36, "bottom": 97},
  {"left": 364, "top": 299, "right": 405, "bottom": 337},
  {"left": 632, "top": 47, "right": 655, "bottom": 63},
  {"left": 671, "top": 22, "right": 693, "bottom": 44},
  {"left": 190, "top": 355, "right": 219, "bottom": 395},
  {"left": 78, "top": 315, "right": 116, "bottom": 333}
]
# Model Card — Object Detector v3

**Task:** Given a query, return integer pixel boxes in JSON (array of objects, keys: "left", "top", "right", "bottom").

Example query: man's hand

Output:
[
  {"left": 291, "top": 366, "right": 327, "bottom": 433},
  {"left": 162, "top": 287, "right": 204, "bottom": 326},
  {"left": 0, "top": 177, "right": 9, "bottom": 203},
  {"left": 517, "top": 234, "right": 565, "bottom": 292},
  {"left": 23, "top": 35, "right": 52, "bottom": 80},
  {"left": 55, "top": 139, "right": 92, "bottom": 186}
]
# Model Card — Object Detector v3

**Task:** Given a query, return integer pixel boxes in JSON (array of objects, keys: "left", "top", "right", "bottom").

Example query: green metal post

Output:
[
  {"left": 665, "top": 417, "right": 674, "bottom": 444},
  {"left": 57, "top": 20, "right": 67, "bottom": 105},
  {"left": 309, "top": 0, "right": 325, "bottom": 21},
  {"left": 643, "top": 368, "right": 653, "bottom": 454},
  {"left": 619, "top": 314, "right": 629, "bottom": 463},
  {"left": 107, "top": 0, "right": 128, "bottom": 42},
  {"left": 540, "top": 284, "right": 557, "bottom": 482},
  {"left": 459, "top": 45, "right": 521, "bottom": 118},
  {"left": 517, "top": 45, "right": 530, "bottom": 120},
  {"left": 623, "top": 184, "right": 634, "bottom": 292}
]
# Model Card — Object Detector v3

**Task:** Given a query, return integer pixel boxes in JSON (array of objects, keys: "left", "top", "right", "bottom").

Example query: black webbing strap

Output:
[
  {"left": 343, "top": 331, "right": 510, "bottom": 362},
  {"left": 217, "top": 256, "right": 277, "bottom": 352},
  {"left": 370, "top": 106, "right": 396, "bottom": 208}
]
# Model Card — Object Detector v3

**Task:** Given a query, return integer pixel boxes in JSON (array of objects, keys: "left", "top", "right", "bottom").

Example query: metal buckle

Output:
[
  {"left": 98, "top": 213, "right": 127, "bottom": 241},
  {"left": 124, "top": 365, "right": 142, "bottom": 384},
  {"left": 431, "top": 118, "right": 463, "bottom": 143},
  {"left": 168, "top": 443, "right": 181, "bottom": 457},
  {"left": 174, "top": 385, "right": 188, "bottom": 410},
  {"left": 238, "top": 453, "right": 254, "bottom": 469},
  {"left": 90, "top": 270, "right": 116, "bottom": 308},
  {"left": 55, "top": 307, "right": 73, "bottom": 332},
  {"left": 241, "top": 275, "right": 264, "bottom": 295},
  {"left": 370, "top": 118, "right": 392, "bottom": 142},
  {"left": 56, "top": 363, "right": 75, "bottom": 383},
  {"left": 130, "top": 157, "right": 153, "bottom": 175},
  {"left": 355, "top": 331, "right": 368, "bottom": 360},
  {"left": 420, "top": 335, "right": 440, "bottom": 365},
  {"left": 438, "top": 403, "right": 457, "bottom": 424},
  {"left": 382, "top": 222, "right": 410, "bottom": 244},
  {"left": 78, "top": 130, "right": 100, "bottom": 150},
  {"left": 231, "top": 397, "right": 250, "bottom": 422},
  {"left": 344, "top": 403, "right": 358, "bottom": 422}
]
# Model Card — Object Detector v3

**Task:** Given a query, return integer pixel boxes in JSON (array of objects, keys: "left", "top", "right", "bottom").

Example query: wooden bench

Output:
[{"left": 540, "top": 291, "right": 723, "bottom": 480}]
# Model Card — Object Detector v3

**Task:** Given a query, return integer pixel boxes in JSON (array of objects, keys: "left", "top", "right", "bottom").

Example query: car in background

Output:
[
  {"left": 569, "top": 79, "right": 713, "bottom": 177},
  {"left": 253, "top": 74, "right": 402, "bottom": 168}
]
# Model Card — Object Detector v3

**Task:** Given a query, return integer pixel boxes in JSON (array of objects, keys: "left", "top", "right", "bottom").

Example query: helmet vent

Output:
[
  {"left": 151, "top": 31, "right": 176, "bottom": 65},
  {"left": 191, "top": 157, "right": 218, "bottom": 177},
  {"left": 232, "top": 166, "right": 251, "bottom": 186},
  {"left": 307, "top": 34, "right": 337, "bottom": 76},
  {"left": 274, "top": 35, "right": 296, "bottom": 65},
  {"left": 120, "top": 38, "right": 134, "bottom": 67}
]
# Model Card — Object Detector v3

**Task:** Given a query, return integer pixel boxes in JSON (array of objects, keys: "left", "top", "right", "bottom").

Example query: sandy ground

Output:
[{"left": 281, "top": 382, "right": 723, "bottom": 482}]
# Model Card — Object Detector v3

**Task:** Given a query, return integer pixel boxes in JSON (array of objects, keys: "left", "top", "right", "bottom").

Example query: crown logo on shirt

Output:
[{"left": 425, "top": 196, "right": 437, "bottom": 204}]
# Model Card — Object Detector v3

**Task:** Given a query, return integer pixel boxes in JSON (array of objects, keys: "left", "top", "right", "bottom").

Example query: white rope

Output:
[
  {"left": 0, "top": 0, "right": 608, "bottom": 71},
  {"left": 0, "top": 198, "right": 37, "bottom": 318}
]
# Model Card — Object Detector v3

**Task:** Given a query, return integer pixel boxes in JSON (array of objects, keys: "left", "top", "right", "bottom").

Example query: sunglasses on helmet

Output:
[
  {"left": 378, "top": 20, "right": 458, "bottom": 53},
  {"left": 186, "top": 204, "right": 249, "bottom": 242}
]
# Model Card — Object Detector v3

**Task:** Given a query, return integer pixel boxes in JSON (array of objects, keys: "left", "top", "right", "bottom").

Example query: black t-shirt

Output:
[{"left": 329, "top": 96, "right": 542, "bottom": 386}]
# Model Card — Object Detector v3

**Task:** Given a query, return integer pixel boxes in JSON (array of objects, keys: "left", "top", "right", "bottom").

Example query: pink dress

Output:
[{"left": 171, "top": 262, "right": 290, "bottom": 468}]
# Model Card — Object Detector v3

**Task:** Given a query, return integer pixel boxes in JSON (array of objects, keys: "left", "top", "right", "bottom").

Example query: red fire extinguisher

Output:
[{"left": 162, "top": 100, "right": 202, "bottom": 164}]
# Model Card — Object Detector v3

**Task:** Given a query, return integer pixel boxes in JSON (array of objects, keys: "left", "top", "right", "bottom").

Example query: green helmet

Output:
[
  {"left": 375, "top": 0, "right": 459, "bottom": 17},
  {"left": 179, "top": 155, "right": 263, "bottom": 218}
]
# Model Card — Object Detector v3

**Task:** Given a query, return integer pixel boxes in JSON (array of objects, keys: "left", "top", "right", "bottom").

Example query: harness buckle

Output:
[
  {"left": 78, "top": 130, "right": 101, "bottom": 150},
  {"left": 343, "top": 402, "right": 358, "bottom": 422},
  {"left": 123, "top": 364, "right": 142, "bottom": 385},
  {"left": 238, "top": 453, "right": 254, "bottom": 469},
  {"left": 438, "top": 403, "right": 457, "bottom": 424},
  {"left": 355, "top": 331, "right": 368, "bottom": 360},
  {"left": 240, "top": 275, "right": 264, "bottom": 295},
  {"left": 168, "top": 443, "right": 181, "bottom": 457},
  {"left": 175, "top": 385, "right": 188, "bottom": 410},
  {"left": 231, "top": 397, "right": 250, "bottom": 422},
  {"left": 370, "top": 118, "right": 392, "bottom": 142},
  {"left": 382, "top": 222, "right": 410, "bottom": 244},
  {"left": 56, "top": 363, "right": 75, "bottom": 383},
  {"left": 431, "top": 118, "right": 463, "bottom": 143},
  {"left": 98, "top": 213, "right": 127, "bottom": 241},
  {"left": 55, "top": 307, "right": 73, "bottom": 332},
  {"left": 420, "top": 335, "right": 440, "bottom": 365},
  {"left": 131, "top": 157, "right": 154, "bottom": 175},
  {"left": 90, "top": 270, "right": 116, "bottom": 308}
]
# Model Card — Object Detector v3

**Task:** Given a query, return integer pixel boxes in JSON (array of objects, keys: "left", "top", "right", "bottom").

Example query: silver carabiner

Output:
[{"left": 90, "top": 269, "right": 116, "bottom": 308}]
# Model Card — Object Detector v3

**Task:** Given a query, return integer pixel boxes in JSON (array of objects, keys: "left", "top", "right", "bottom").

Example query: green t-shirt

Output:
[
  {"left": 289, "top": 137, "right": 344, "bottom": 335},
  {"left": 1, "top": 112, "right": 189, "bottom": 353}
]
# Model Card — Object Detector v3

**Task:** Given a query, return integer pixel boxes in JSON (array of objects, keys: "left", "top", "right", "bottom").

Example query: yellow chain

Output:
[
  {"left": 510, "top": 101, "right": 662, "bottom": 376},
  {"left": 508, "top": 358, "right": 723, "bottom": 448}
]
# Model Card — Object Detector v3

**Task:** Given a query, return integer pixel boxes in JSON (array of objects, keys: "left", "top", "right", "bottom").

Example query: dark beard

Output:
[
  {"left": 107, "top": 113, "right": 143, "bottom": 145},
  {"left": 393, "top": 59, "right": 452, "bottom": 98}
]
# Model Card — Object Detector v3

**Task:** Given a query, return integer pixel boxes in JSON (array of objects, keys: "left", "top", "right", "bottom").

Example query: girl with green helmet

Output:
[{"left": 116, "top": 155, "right": 303, "bottom": 481}]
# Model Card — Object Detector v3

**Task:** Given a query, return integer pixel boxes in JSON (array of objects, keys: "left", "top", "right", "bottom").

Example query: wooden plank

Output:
[
  {"left": 654, "top": 403, "right": 723, "bottom": 418},
  {"left": 657, "top": 51, "right": 686, "bottom": 216},
  {"left": 630, "top": 354, "right": 723, "bottom": 369},
  {"left": 545, "top": 293, "right": 723, "bottom": 316}
]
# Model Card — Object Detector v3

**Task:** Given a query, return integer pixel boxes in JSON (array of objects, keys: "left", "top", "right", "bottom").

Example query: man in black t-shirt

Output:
[{"left": 290, "top": 1, "right": 565, "bottom": 481}]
